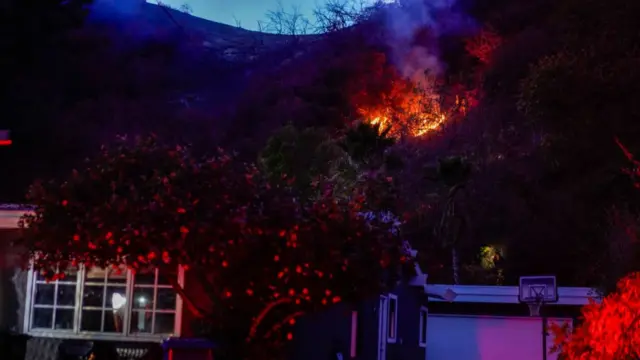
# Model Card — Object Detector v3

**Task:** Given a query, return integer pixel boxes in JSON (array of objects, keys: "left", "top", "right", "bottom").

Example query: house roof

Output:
[
  {"left": 0, "top": 204, "right": 32, "bottom": 229},
  {"left": 426, "top": 284, "right": 599, "bottom": 306}
]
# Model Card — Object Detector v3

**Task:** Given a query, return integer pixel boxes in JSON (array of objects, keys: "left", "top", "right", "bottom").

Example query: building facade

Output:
[{"left": 1, "top": 205, "right": 598, "bottom": 360}]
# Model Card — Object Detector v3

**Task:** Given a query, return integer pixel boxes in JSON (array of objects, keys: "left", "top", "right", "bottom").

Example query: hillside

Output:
[
  {"left": 0, "top": 0, "right": 321, "bottom": 201},
  {"left": 2, "top": 0, "right": 640, "bottom": 289}
]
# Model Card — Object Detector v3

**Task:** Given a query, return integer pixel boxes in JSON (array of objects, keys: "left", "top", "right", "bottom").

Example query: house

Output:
[
  {"left": 425, "top": 284, "right": 596, "bottom": 360},
  {"left": 1, "top": 204, "right": 599, "bottom": 360},
  {"left": 290, "top": 283, "right": 430, "bottom": 360},
  {"left": 289, "top": 214, "right": 443, "bottom": 360},
  {"left": 0, "top": 205, "right": 186, "bottom": 360},
  {"left": 0, "top": 204, "right": 436, "bottom": 360}
]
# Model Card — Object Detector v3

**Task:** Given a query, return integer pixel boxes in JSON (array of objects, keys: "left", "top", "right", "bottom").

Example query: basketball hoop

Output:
[
  {"left": 527, "top": 302, "right": 541, "bottom": 317},
  {"left": 518, "top": 275, "right": 558, "bottom": 317},
  {"left": 519, "top": 275, "right": 557, "bottom": 360},
  {"left": 526, "top": 292, "right": 545, "bottom": 317}
]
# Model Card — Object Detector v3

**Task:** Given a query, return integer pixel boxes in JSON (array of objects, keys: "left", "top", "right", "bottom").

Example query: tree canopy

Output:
[
  {"left": 551, "top": 273, "right": 640, "bottom": 360},
  {"left": 19, "top": 135, "right": 411, "bottom": 359}
]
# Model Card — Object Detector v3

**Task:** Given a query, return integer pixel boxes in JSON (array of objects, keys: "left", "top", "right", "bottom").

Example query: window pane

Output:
[
  {"left": 130, "top": 310, "right": 152, "bottom": 333},
  {"left": 156, "top": 288, "right": 176, "bottom": 310},
  {"left": 85, "top": 267, "right": 107, "bottom": 284},
  {"left": 106, "top": 287, "right": 127, "bottom": 311},
  {"left": 32, "top": 308, "right": 53, "bottom": 329},
  {"left": 34, "top": 284, "right": 55, "bottom": 305},
  {"left": 57, "top": 284, "right": 77, "bottom": 306},
  {"left": 82, "top": 285, "right": 105, "bottom": 307},
  {"left": 36, "top": 267, "right": 78, "bottom": 282},
  {"left": 81, "top": 310, "right": 103, "bottom": 332},
  {"left": 157, "top": 269, "right": 177, "bottom": 286},
  {"left": 106, "top": 266, "right": 127, "bottom": 284},
  {"left": 134, "top": 269, "right": 156, "bottom": 285},
  {"left": 104, "top": 310, "right": 125, "bottom": 333},
  {"left": 154, "top": 313, "right": 175, "bottom": 334},
  {"left": 54, "top": 309, "right": 74, "bottom": 330},
  {"left": 132, "top": 288, "right": 154, "bottom": 310},
  {"left": 388, "top": 297, "right": 397, "bottom": 339}
]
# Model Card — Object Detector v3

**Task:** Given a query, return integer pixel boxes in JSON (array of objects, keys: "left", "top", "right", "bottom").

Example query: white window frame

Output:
[
  {"left": 23, "top": 264, "right": 184, "bottom": 342},
  {"left": 386, "top": 293, "right": 398, "bottom": 343},
  {"left": 418, "top": 306, "right": 427, "bottom": 347}
]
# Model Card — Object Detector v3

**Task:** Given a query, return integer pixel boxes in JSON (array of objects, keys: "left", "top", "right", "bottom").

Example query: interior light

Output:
[{"left": 112, "top": 292, "right": 127, "bottom": 310}]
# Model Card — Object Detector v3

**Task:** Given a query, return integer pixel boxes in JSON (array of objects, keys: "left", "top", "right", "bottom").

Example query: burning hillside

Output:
[{"left": 349, "top": 52, "right": 467, "bottom": 138}]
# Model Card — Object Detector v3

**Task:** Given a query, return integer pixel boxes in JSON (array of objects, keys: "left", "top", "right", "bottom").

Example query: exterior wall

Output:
[
  {"left": 385, "top": 285, "right": 427, "bottom": 360},
  {"left": 291, "top": 302, "right": 354, "bottom": 360},
  {"left": 426, "top": 314, "right": 573, "bottom": 360},
  {"left": 0, "top": 229, "right": 27, "bottom": 333},
  {"left": 290, "top": 285, "right": 427, "bottom": 360},
  {"left": 0, "top": 228, "right": 62, "bottom": 360}
]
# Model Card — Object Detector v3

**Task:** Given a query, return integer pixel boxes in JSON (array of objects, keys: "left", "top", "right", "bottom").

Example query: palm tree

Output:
[{"left": 434, "top": 156, "right": 471, "bottom": 285}]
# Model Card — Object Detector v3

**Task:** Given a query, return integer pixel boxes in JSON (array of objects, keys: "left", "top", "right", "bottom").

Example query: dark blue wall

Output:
[
  {"left": 385, "top": 285, "right": 427, "bottom": 360},
  {"left": 291, "top": 285, "right": 426, "bottom": 360},
  {"left": 290, "top": 302, "right": 353, "bottom": 360}
]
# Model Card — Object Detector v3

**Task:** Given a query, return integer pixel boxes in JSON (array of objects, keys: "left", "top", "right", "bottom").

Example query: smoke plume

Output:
[{"left": 382, "top": 0, "right": 476, "bottom": 81}]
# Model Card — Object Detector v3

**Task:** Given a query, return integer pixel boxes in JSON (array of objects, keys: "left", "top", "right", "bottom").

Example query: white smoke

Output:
[{"left": 382, "top": 0, "right": 475, "bottom": 81}]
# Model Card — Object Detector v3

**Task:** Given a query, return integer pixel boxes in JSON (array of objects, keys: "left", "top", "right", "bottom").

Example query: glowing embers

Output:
[{"left": 362, "top": 103, "right": 447, "bottom": 138}]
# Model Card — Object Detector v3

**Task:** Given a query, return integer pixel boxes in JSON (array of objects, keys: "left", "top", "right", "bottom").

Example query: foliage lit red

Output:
[
  {"left": 20, "top": 135, "right": 411, "bottom": 358},
  {"left": 551, "top": 273, "right": 640, "bottom": 359}
]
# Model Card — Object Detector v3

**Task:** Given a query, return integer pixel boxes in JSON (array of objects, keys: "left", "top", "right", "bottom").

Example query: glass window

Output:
[
  {"left": 129, "top": 267, "right": 177, "bottom": 335},
  {"left": 80, "top": 265, "right": 128, "bottom": 333},
  {"left": 31, "top": 267, "right": 78, "bottom": 331},
  {"left": 419, "top": 307, "right": 427, "bottom": 347},
  {"left": 26, "top": 264, "right": 182, "bottom": 338},
  {"left": 387, "top": 294, "right": 398, "bottom": 342}
]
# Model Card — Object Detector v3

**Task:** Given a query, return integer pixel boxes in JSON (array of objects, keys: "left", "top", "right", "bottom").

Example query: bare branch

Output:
[
  {"left": 263, "top": 0, "right": 312, "bottom": 40},
  {"left": 312, "top": 0, "right": 384, "bottom": 33},
  {"left": 232, "top": 14, "right": 243, "bottom": 28}
]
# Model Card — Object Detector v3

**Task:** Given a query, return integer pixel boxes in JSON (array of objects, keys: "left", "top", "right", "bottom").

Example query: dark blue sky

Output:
[{"left": 158, "top": 0, "right": 319, "bottom": 31}]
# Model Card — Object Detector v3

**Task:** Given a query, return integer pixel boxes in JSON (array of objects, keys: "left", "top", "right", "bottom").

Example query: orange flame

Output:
[{"left": 357, "top": 82, "right": 448, "bottom": 138}]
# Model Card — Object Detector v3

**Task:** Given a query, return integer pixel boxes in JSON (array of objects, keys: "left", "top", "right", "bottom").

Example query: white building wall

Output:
[{"left": 426, "top": 314, "right": 572, "bottom": 360}]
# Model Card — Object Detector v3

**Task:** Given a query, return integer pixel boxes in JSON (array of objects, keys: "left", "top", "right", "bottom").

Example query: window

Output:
[
  {"left": 25, "top": 265, "right": 183, "bottom": 340},
  {"left": 29, "top": 267, "right": 78, "bottom": 331},
  {"left": 419, "top": 306, "right": 427, "bottom": 347},
  {"left": 387, "top": 293, "right": 398, "bottom": 343},
  {"left": 350, "top": 311, "right": 358, "bottom": 358}
]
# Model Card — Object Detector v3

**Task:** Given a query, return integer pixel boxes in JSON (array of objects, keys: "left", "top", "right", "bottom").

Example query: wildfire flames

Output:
[
  {"left": 367, "top": 108, "right": 447, "bottom": 137},
  {"left": 357, "top": 83, "right": 454, "bottom": 138},
  {"left": 348, "top": 51, "right": 472, "bottom": 139}
]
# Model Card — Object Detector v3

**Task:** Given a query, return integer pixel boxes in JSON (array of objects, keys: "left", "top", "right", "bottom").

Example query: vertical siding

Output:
[
  {"left": 291, "top": 285, "right": 427, "bottom": 360},
  {"left": 385, "top": 286, "right": 426, "bottom": 360},
  {"left": 290, "top": 302, "right": 353, "bottom": 360},
  {"left": 357, "top": 296, "right": 382, "bottom": 360}
]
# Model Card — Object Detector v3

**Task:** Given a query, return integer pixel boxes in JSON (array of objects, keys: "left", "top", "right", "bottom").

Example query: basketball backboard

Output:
[{"left": 518, "top": 275, "right": 558, "bottom": 304}]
